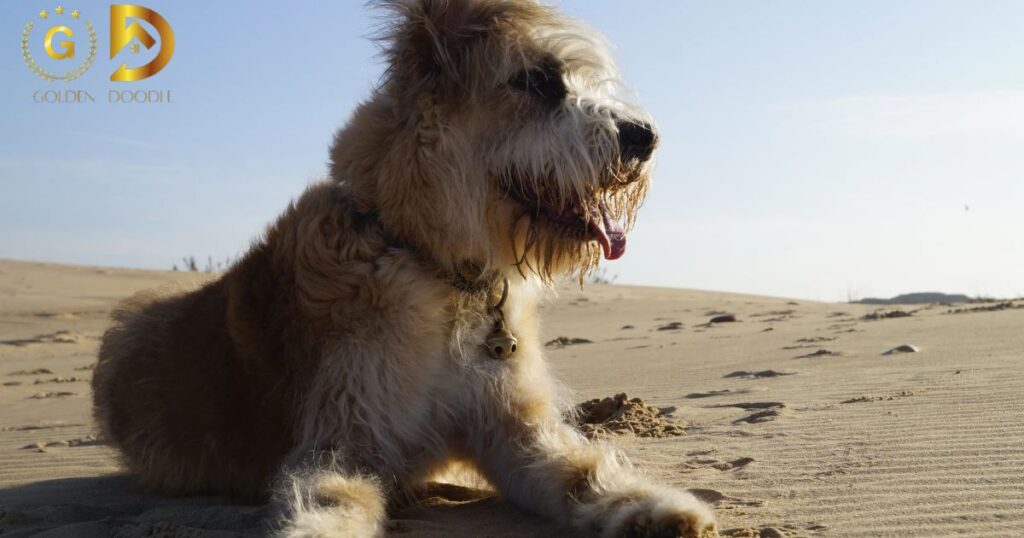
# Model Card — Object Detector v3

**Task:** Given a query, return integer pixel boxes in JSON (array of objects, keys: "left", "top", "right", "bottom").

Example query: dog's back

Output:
[
  {"left": 91, "top": 181, "right": 428, "bottom": 501},
  {"left": 93, "top": 230, "right": 312, "bottom": 500}
]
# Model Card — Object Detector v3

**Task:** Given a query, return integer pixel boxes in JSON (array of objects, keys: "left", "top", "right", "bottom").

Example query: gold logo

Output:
[
  {"left": 110, "top": 5, "right": 175, "bottom": 82},
  {"left": 21, "top": 6, "right": 97, "bottom": 82},
  {"left": 22, "top": 5, "right": 175, "bottom": 83}
]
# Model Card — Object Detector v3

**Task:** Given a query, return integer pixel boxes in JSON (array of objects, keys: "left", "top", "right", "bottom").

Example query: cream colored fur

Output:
[{"left": 91, "top": 1, "right": 718, "bottom": 537}]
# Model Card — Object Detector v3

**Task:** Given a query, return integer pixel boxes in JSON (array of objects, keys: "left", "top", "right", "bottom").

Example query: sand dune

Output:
[{"left": 1, "top": 258, "right": 1022, "bottom": 537}]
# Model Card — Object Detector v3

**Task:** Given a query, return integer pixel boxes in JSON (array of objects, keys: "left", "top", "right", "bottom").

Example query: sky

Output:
[{"left": 2, "top": 1, "right": 1022, "bottom": 301}]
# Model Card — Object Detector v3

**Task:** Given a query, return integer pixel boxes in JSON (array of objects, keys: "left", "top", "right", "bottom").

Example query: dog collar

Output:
[
  {"left": 365, "top": 209, "right": 496, "bottom": 294},
  {"left": 367, "top": 211, "right": 517, "bottom": 360}
]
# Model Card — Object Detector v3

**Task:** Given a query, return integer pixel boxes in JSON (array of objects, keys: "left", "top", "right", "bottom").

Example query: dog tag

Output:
[
  {"left": 486, "top": 321, "right": 518, "bottom": 360},
  {"left": 483, "top": 278, "right": 517, "bottom": 360}
]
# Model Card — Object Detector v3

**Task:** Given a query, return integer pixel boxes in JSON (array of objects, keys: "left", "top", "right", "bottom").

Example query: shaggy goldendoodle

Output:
[{"left": 92, "top": 1, "right": 717, "bottom": 536}]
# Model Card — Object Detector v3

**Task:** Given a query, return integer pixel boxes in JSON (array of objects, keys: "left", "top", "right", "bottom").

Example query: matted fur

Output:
[{"left": 92, "top": 1, "right": 716, "bottom": 536}]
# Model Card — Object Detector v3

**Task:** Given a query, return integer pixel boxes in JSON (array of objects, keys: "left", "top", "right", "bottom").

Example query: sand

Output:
[
  {"left": 1, "top": 258, "right": 1022, "bottom": 537},
  {"left": 573, "top": 393, "right": 686, "bottom": 439}
]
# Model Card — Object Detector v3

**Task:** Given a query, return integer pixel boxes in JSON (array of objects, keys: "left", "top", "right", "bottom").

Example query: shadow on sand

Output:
[{"left": 0, "top": 477, "right": 576, "bottom": 537}]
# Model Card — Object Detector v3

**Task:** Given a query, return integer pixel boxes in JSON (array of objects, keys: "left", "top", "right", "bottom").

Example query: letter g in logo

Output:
[{"left": 44, "top": 26, "right": 75, "bottom": 59}]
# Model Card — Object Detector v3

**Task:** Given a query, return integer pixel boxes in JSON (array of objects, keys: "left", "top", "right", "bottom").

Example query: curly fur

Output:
[{"left": 92, "top": 1, "right": 716, "bottom": 537}]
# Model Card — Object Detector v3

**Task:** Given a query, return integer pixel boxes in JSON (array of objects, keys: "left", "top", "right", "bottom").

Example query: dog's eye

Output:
[{"left": 509, "top": 62, "right": 567, "bottom": 103}]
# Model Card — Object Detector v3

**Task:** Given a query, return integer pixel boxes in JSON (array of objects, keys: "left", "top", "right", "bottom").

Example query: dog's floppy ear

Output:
[{"left": 379, "top": 0, "right": 517, "bottom": 103}]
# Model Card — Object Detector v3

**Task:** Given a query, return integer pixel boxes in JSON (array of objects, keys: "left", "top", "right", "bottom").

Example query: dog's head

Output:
[{"left": 331, "top": 0, "right": 657, "bottom": 282}]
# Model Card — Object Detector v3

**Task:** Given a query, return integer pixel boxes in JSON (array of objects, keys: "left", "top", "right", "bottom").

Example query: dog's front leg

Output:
[
  {"left": 274, "top": 450, "right": 388, "bottom": 538},
  {"left": 465, "top": 382, "right": 717, "bottom": 538}
]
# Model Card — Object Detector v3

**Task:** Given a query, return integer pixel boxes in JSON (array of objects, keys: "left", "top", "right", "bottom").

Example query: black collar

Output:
[{"left": 361, "top": 209, "right": 500, "bottom": 296}]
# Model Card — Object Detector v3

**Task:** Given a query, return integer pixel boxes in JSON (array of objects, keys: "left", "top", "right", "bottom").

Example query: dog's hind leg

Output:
[{"left": 274, "top": 451, "right": 388, "bottom": 538}]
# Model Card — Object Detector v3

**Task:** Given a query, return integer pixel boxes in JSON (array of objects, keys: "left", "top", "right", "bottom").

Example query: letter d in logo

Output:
[{"left": 109, "top": 5, "right": 175, "bottom": 82}]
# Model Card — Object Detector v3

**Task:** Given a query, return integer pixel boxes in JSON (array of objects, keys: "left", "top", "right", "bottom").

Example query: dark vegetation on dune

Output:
[{"left": 854, "top": 292, "right": 971, "bottom": 305}]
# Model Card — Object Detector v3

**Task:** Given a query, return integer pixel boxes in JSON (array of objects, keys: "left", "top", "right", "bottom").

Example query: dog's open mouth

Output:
[{"left": 504, "top": 185, "right": 627, "bottom": 260}]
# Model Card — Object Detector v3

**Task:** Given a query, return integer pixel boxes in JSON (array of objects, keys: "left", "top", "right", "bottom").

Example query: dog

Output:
[{"left": 91, "top": 1, "right": 718, "bottom": 536}]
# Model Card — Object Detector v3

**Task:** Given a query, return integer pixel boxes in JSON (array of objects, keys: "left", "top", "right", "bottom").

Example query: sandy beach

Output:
[{"left": 1, "top": 257, "right": 1021, "bottom": 537}]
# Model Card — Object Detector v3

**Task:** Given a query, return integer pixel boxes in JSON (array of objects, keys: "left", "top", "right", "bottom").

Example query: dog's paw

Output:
[
  {"left": 622, "top": 510, "right": 718, "bottom": 538},
  {"left": 575, "top": 484, "right": 717, "bottom": 538}
]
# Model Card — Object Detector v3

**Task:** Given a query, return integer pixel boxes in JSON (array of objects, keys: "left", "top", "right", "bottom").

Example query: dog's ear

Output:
[{"left": 379, "top": 0, "right": 521, "bottom": 103}]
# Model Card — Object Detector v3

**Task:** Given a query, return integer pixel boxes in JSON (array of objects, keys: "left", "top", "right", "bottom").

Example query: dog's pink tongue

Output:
[{"left": 593, "top": 202, "right": 627, "bottom": 260}]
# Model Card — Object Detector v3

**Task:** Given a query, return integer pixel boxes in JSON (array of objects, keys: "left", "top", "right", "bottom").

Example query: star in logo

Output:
[
  {"left": 39, "top": 9, "right": 48, "bottom": 19},
  {"left": 55, "top": 6, "right": 64, "bottom": 15},
  {"left": 71, "top": 9, "right": 79, "bottom": 19}
]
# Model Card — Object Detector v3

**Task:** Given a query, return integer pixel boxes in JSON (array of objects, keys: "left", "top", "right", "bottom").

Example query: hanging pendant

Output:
[
  {"left": 485, "top": 321, "right": 518, "bottom": 360},
  {"left": 483, "top": 278, "right": 517, "bottom": 360}
]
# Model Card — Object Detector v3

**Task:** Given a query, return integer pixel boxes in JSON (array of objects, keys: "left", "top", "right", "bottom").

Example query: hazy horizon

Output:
[{"left": 3, "top": 1, "right": 1022, "bottom": 302}]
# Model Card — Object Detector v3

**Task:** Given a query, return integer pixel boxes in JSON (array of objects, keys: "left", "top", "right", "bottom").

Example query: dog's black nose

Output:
[{"left": 617, "top": 120, "right": 657, "bottom": 162}]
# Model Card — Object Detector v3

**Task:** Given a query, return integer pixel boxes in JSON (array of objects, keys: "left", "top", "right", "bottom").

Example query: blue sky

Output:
[{"left": 2, "top": 1, "right": 1022, "bottom": 300}]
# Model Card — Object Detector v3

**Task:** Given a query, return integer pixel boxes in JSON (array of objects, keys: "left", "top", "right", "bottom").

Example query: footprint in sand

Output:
[
  {"left": 721, "top": 524, "right": 810, "bottom": 538},
  {"left": 0, "top": 422, "right": 86, "bottom": 432},
  {"left": 1, "top": 331, "right": 83, "bottom": 347},
  {"left": 544, "top": 336, "right": 592, "bottom": 348},
  {"left": 783, "top": 336, "right": 837, "bottom": 350},
  {"left": 689, "top": 488, "right": 764, "bottom": 509},
  {"left": 33, "top": 311, "right": 79, "bottom": 320},
  {"left": 33, "top": 376, "right": 89, "bottom": 385},
  {"left": 712, "top": 401, "right": 785, "bottom": 409},
  {"left": 20, "top": 435, "right": 103, "bottom": 452},
  {"left": 28, "top": 391, "right": 76, "bottom": 399},
  {"left": 604, "top": 336, "right": 650, "bottom": 343},
  {"left": 686, "top": 389, "right": 752, "bottom": 399},
  {"left": 883, "top": 344, "right": 920, "bottom": 355},
  {"left": 707, "top": 402, "right": 787, "bottom": 424},
  {"left": 734, "top": 409, "right": 784, "bottom": 424},
  {"left": 841, "top": 390, "right": 915, "bottom": 404},
  {"left": 681, "top": 452, "right": 756, "bottom": 472},
  {"left": 7, "top": 368, "right": 54, "bottom": 376},
  {"left": 724, "top": 370, "right": 794, "bottom": 379},
  {"left": 794, "top": 349, "right": 841, "bottom": 359},
  {"left": 712, "top": 457, "right": 756, "bottom": 471},
  {"left": 694, "top": 314, "right": 739, "bottom": 328},
  {"left": 750, "top": 309, "right": 796, "bottom": 320},
  {"left": 795, "top": 336, "right": 835, "bottom": 344}
]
